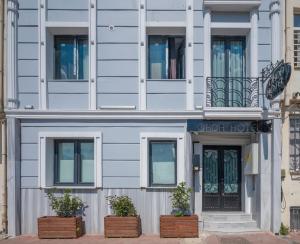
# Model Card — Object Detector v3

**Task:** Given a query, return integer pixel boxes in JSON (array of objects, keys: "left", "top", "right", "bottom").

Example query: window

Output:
[
  {"left": 140, "top": 132, "right": 185, "bottom": 188},
  {"left": 39, "top": 131, "right": 102, "bottom": 188},
  {"left": 149, "top": 141, "right": 177, "bottom": 186},
  {"left": 290, "top": 207, "right": 300, "bottom": 231},
  {"left": 294, "top": 14, "right": 300, "bottom": 68},
  {"left": 54, "top": 140, "right": 94, "bottom": 185},
  {"left": 290, "top": 117, "right": 300, "bottom": 172},
  {"left": 147, "top": 36, "right": 185, "bottom": 79},
  {"left": 54, "top": 35, "right": 88, "bottom": 80}
]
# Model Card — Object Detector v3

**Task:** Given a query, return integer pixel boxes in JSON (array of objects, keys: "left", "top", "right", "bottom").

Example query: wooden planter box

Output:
[
  {"left": 160, "top": 215, "right": 198, "bottom": 238},
  {"left": 38, "top": 216, "right": 83, "bottom": 239},
  {"left": 104, "top": 215, "right": 141, "bottom": 238}
]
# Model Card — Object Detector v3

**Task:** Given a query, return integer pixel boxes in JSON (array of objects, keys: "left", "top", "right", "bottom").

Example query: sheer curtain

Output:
[
  {"left": 228, "top": 40, "right": 245, "bottom": 107},
  {"left": 212, "top": 40, "right": 225, "bottom": 107}
]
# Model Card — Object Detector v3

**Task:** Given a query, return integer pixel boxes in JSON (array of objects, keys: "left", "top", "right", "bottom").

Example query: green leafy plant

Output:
[
  {"left": 170, "top": 182, "right": 192, "bottom": 217},
  {"left": 279, "top": 222, "right": 289, "bottom": 236},
  {"left": 47, "top": 189, "right": 84, "bottom": 217},
  {"left": 107, "top": 195, "right": 137, "bottom": 217}
]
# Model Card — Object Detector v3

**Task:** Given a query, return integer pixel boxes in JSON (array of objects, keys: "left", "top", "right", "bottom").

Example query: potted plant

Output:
[
  {"left": 38, "top": 189, "right": 84, "bottom": 239},
  {"left": 160, "top": 182, "right": 198, "bottom": 238},
  {"left": 104, "top": 195, "right": 141, "bottom": 238}
]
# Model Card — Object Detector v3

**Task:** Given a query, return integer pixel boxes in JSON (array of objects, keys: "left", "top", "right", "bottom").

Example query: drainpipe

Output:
[{"left": 0, "top": 0, "right": 6, "bottom": 234}]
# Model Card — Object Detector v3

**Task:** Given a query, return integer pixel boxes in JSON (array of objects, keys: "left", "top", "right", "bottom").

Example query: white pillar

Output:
[
  {"left": 271, "top": 1, "right": 281, "bottom": 63},
  {"left": 139, "top": 0, "right": 146, "bottom": 110},
  {"left": 250, "top": 10, "right": 258, "bottom": 77},
  {"left": 7, "top": 0, "right": 18, "bottom": 109},
  {"left": 186, "top": 0, "right": 194, "bottom": 110},
  {"left": 203, "top": 9, "right": 211, "bottom": 108}
]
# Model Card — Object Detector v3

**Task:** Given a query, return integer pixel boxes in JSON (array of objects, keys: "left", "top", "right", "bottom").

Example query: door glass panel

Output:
[
  {"left": 80, "top": 142, "right": 94, "bottom": 183},
  {"left": 224, "top": 150, "right": 239, "bottom": 193},
  {"left": 58, "top": 142, "right": 75, "bottom": 183},
  {"left": 203, "top": 150, "right": 218, "bottom": 193}
]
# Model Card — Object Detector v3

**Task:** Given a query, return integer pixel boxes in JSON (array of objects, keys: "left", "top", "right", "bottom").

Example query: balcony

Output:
[{"left": 206, "top": 77, "right": 259, "bottom": 108}]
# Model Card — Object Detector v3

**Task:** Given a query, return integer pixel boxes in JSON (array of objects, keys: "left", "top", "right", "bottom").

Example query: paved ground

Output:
[{"left": 0, "top": 232, "right": 299, "bottom": 244}]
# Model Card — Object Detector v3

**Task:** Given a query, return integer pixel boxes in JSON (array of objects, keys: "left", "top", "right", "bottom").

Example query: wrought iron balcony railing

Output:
[{"left": 206, "top": 77, "right": 259, "bottom": 108}]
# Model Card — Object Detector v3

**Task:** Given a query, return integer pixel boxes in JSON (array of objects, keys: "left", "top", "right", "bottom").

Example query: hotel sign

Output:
[{"left": 187, "top": 120, "right": 272, "bottom": 133}]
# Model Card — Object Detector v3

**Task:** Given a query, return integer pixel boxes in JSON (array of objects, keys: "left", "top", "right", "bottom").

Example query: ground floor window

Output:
[
  {"left": 149, "top": 141, "right": 177, "bottom": 186},
  {"left": 54, "top": 140, "right": 94, "bottom": 185},
  {"left": 290, "top": 207, "right": 300, "bottom": 231}
]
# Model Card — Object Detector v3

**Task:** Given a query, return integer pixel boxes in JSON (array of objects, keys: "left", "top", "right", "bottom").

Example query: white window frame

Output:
[
  {"left": 38, "top": 131, "right": 102, "bottom": 189},
  {"left": 140, "top": 132, "right": 185, "bottom": 188}
]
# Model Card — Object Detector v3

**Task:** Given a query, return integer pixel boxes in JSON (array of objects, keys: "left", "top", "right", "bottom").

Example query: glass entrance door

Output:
[{"left": 203, "top": 146, "right": 241, "bottom": 211}]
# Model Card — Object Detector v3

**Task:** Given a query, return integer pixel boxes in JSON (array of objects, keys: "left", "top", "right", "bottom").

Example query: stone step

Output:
[
  {"left": 202, "top": 212, "right": 253, "bottom": 222},
  {"left": 201, "top": 220, "right": 259, "bottom": 233}
]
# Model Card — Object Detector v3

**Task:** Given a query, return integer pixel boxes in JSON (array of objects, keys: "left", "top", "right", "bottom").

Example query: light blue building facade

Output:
[{"left": 6, "top": 0, "right": 282, "bottom": 236}]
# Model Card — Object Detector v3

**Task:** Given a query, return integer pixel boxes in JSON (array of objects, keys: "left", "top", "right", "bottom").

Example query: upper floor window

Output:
[
  {"left": 290, "top": 117, "right": 300, "bottom": 173},
  {"left": 147, "top": 36, "right": 185, "bottom": 80},
  {"left": 54, "top": 35, "right": 89, "bottom": 80},
  {"left": 294, "top": 14, "right": 300, "bottom": 68}
]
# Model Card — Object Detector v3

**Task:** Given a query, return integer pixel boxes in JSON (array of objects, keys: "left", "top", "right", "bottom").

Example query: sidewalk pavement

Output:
[{"left": 0, "top": 232, "right": 299, "bottom": 244}]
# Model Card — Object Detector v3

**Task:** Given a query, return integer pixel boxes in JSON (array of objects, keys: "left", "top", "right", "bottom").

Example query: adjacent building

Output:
[
  {"left": 281, "top": 0, "right": 300, "bottom": 232},
  {"left": 6, "top": 0, "right": 283, "bottom": 236}
]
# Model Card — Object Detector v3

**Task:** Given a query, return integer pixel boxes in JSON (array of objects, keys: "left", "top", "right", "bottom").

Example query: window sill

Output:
[
  {"left": 48, "top": 79, "right": 89, "bottom": 82},
  {"left": 142, "top": 186, "right": 177, "bottom": 190},
  {"left": 147, "top": 79, "right": 186, "bottom": 82},
  {"left": 41, "top": 186, "right": 98, "bottom": 190}
]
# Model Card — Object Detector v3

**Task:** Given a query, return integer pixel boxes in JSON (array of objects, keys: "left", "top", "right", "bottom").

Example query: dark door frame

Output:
[{"left": 202, "top": 145, "right": 242, "bottom": 211}]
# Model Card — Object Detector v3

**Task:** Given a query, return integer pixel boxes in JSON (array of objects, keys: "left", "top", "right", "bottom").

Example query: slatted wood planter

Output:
[
  {"left": 104, "top": 215, "right": 142, "bottom": 238},
  {"left": 160, "top": 215, "right": 198, "bottom": 238},
  {"left": 38, "top": 216, "right": 83, "bottom": 239}
]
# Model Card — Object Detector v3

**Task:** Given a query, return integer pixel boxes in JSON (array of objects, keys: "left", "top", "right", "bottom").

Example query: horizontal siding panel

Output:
[
  {"left": 194, "top": 77, "right": 204, "bottom": 94},
  {"left": 194, "top": 10, "right": 203, "bottom": 27},
  {"left": 97, "top": 11, "right": 138, "bottom": 26},
  {"left": 21, "top": 160, "right": 38, "bottom": 177},
  {"left": 193, "top": 0, "right": 203, "bottom": 10},
  {"left": 147, "top": 80, "right": 186, "bottom": 93},
  {"left": 18, "top": 10, "right": 38, "bottom": 26},
  {"left": 19, "top": 0, "right": 38, "bottom": 9},
  {"left": 258, "top": 44, "right": 271, "bottom": 61},
  {"left": 194, "top": 60, "right": 204, "bottom": 77},
  {"left": 97, "top": 60, "right": 138, "bottom": 76},
  {"left": 48, "top": 81, "right": 89, "bottom": 93},
  {"left": 18, "top": 94, "right": 39, "bottom": 109},
  {"left": 194, "top": 27, "right": 203, "bottom": 43},
  {"left": 97, "top": 94, "right": 139, "bottom": 108},
  {"left": 47, "top": 0, "right": 88, "bottom": 9},
  {"left": 98, "top": 44, "right": 138, "bottom": 60},
  {"left": 18, "top": 27, "right": 38, "bottom": 42},
  {"left": 103, "top": 161, "right": 139, "bottom": 177},
  {"left": 18, "top": 60, "right": 38, "bottom": 76},
  {"left": 97, "top": 77, "right": 138, "bottom": 93},
  {"left": 97, "top": 0, "right": 138, "bottom": 10},
  {"left": 258, "top": 11, "right": 271, "bottom": 28},
  {"left": 21, "top": 143, "right": 38, "bottom": 160},
  {"left": 146, "top": 11, "right": 186, "bottom": 22},
  {"left": 258, "top": 28, "right": 271, "bottom": 44},
  {"left": 18, "top": 77, "right": 39, "bottom": 93},
  {"left": 194, "top": 43, "right": 203, "bottom": 60},
  {"left": 147, "top": 94, "right": 186, "bottom": 110},
  {"left": 103, "top": 143, "right": 139, "bottom": 160},
  {"left": 103, "top": 177, "right": 139, "bottom": 188},
  {"left": 146, "top": 0, "right": 186, "bottom": 10},
  {"left": 194, "top": 93, "right": 204, "bottom": 107},
  {"left": 18, "top": 43, "right": 38, "bottom": 60},
  {"left": 47, "top": 10, "right": 88, "bottom": 22},
  {"left": 21, "top": 177, "right": 38, "bottom": 189},
  {"left": 48, "top": 94, "right": 88, "bottom": 109},
  {"left": 97, "top": 27, "right": 138, "bottom": 43}
]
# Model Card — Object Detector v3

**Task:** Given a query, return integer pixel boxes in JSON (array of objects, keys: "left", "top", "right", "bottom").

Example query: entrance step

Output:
[{"left": 201, "top": 212, "right": 260, "bottom": 232}]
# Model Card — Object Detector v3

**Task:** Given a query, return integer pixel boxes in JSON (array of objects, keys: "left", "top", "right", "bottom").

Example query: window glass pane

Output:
[
  {"left": 55, "top": 37, "right": 75, "bottom": 79},
  {"left": 150, "top": 141, "right": 176, "bottom": 185},
  {"left": 80, "top": 142, "right": 94, "bottom": 183},
  {"left": 148, "top": 36, "right": 185, "bottom": 79},
  {"left": 78, "top": 37, "right": 89, "bottom": 79},
  {"left": 58, "top": 142, "right": 75, "bottom": 183},
  {"left": 295, "top": 14, "right": 300, "bottom": 27}
]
